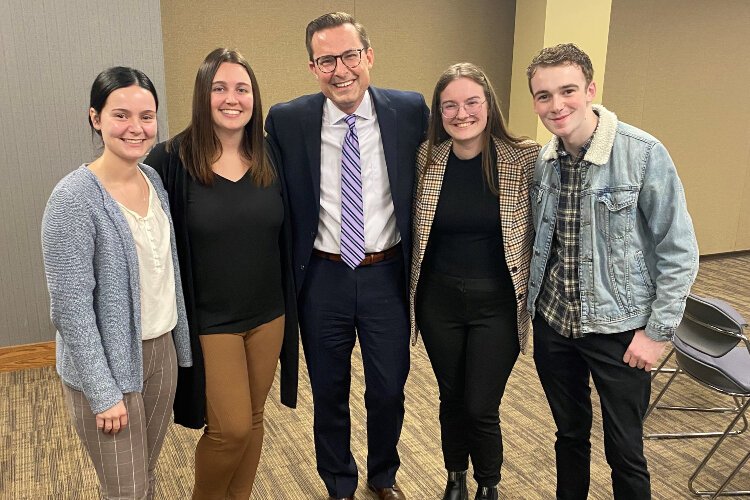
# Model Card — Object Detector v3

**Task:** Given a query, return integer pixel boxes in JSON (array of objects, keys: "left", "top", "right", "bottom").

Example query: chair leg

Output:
[
  {"left": 712, "top": 450, "right": 750, "bottom": 499},
  {"left": 651, "top": 346, "right": 676, "bottom": 382},
  {"left": 731, "top": 396, "right": 749, "bottom": 435},
  {"left": 688, "top": 398, "right": 750, "bottom": 497},
  {"left": 645, "top": 364, "right": 681, "bottom": 422},
  {"left": 645, "top": 369, "right": 748, "bottom": 440},
  {"left": 643, "top": 366, "right": 684, "bottom": 439}
]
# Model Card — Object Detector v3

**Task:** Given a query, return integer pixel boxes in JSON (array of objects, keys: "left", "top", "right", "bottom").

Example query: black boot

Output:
[
  {"left": 442, "top": 470, "right": 468, "bottom": 500},
  {"left": 474, "top": 485, "right": 498, "bottom": 500}
]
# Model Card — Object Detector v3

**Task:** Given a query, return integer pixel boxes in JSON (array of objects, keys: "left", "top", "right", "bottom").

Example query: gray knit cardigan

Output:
[{"left": 41, "top": 165, "right": 192, "bottom": 414}]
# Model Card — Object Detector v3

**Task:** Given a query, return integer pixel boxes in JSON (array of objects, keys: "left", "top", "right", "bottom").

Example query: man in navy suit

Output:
[{"left": 265, "top": 11, "right": 429, "bottom": 500}]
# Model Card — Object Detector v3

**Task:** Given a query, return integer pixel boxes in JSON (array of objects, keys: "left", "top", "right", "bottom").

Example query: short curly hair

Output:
[{"left": 526, "top": 43, "right": 594, "bottom": 92}]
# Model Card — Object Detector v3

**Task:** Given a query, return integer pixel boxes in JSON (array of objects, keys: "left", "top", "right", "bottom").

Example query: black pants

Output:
[
  {"left": 299, "top": 254, "right": 410, "bottom": 498},
  {"left": 416, "top": 271, "right": 520, "bottom": 488},
  {"left": 532, "top": 316, "right": 651, "bottom": 500}
]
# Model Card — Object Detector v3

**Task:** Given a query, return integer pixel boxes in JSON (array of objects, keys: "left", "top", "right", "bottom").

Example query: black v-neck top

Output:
[{"left": 187, "top": 171, "right": 284, "bottom": 334}]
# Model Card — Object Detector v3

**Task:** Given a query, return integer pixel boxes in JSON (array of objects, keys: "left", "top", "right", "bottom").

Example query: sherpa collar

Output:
[{"left": 540, "top": 104, "right": 618, "bottom": 166}]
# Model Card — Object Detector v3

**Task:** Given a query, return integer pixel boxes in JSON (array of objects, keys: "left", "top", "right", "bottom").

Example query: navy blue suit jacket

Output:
[{"left": 265, "top": 87, "right": 429, "bottom": 294}]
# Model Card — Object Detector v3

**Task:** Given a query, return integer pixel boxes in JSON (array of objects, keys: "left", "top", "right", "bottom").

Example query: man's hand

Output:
[
  {"left": 623, "top": 329, "right": 668, "bottom": 371},
  {"left": 96, "top": 400, "right": 128, "bottom": 434}
]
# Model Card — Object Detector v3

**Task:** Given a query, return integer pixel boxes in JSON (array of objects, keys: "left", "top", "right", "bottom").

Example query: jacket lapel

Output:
[
  {"left": 370, "top": 88, "right": 398, "bottom": 187},
  {"left": 494, "top": 138, "right": 521, "bottom": 243},
  {"left": 302, "top": 95, "right": 325, "bottom": 212},
  {"left": 415, "top": 140, "right": 452, "bottom": 266}
]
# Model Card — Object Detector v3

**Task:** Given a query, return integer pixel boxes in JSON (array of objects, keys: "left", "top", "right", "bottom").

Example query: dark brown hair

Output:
[
  {"left": 526, "top": 43, "right": 594, "bottom": 92},
  {"left": 89, "top": 67, "right": 158, "bottom": 141},
  {"left": 305, "top": 12, "right": 371, "bottom": 61},
  {"left": 170, "top": 48, "right": 273, "bottom": 186},
  {"left": 425, "top": 63, "right": 532, "bottom": 194}
]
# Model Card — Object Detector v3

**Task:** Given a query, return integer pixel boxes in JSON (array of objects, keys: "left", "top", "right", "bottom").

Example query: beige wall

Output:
[
  {"left": 4, "top": 0, "right": 747, "bottom": 349},
  {"left": 508, "top": 0, "right": 612, "bottom": 143},
  {"left": 159, "top": 0, "right": 518, "bottom": 135},
  {"left": 604, "top": 0, "right": 750, "bottom": 254},
  {"left": 508, "top": 0, "right": 547, "bottom": 139}
]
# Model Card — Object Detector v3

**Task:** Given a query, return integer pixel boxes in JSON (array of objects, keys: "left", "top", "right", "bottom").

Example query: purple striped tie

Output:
[{"left": 340, "top": 114, "right": 365, "bottom": 269}]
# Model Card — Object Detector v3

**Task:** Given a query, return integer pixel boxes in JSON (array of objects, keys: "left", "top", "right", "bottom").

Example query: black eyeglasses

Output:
[
  {"left": 313, "top": 48, "right": 366, "bottom": 73},
  {"left": 440, "top": 99, "right": 487, "bottom": 119}
]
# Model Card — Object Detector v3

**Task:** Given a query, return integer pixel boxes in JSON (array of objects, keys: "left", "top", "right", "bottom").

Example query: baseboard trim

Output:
[
  {"left": 0, "top": 341, "right": 55, "bottom": 372},
  {"left": 700, "top": 249, "right": 750, "bottom": 260}
]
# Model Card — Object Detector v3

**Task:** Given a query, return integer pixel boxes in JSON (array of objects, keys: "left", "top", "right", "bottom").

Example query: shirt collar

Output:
[
  {"left": 325, "top": 90, "right": 374, "bottom": 125},
  {"left": 558, "top": 114, "right": 599, "bottom": 163}
]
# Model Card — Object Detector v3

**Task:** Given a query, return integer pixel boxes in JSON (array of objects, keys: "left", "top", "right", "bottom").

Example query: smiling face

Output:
[
  {"left": 308, "top": 23, "right": 373, "bottom": 114},
  {"left": 210, "top": 62, "right": 254, "bottom": 137},
  {"left": 530, "top": 63, "right": 598, "bottom": 152},
  {"left": 440, "top": 77, "right": 488, "bottom": 157},
  {"left": 89, "top": 85, "right": 157, "bottom": 163}
]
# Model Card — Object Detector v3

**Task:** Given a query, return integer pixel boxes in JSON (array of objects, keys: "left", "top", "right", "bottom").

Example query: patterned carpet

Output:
[{"left": 1, "top": 253, "right": 748, "bottom": 499}]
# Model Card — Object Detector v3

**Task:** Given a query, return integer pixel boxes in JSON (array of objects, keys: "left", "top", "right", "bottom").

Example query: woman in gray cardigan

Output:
[{"left": 41, "top": 67, "right": 191, "bottom": 500}]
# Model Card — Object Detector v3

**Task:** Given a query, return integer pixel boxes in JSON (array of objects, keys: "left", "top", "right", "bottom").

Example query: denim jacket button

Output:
[{"left": 542, "top": 216, "right": 549, "bottom": 223}]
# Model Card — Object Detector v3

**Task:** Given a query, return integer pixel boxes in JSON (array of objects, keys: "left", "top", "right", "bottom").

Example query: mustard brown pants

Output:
[{"left": 192, "top": 315, "right": 285, "bottom": 500}]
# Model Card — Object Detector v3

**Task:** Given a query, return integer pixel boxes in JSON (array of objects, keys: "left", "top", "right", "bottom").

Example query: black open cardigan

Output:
[{"left": 145, "top": 136, "right": 299, "bottom": 429}]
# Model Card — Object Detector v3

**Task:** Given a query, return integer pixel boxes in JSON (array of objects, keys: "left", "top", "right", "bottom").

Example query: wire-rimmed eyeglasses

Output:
[
  {"left": 313, "top": 48, "right": 366, "bottom": 74},
  {"left": 440, "top": 99, "right": 487, "bottom": 119}
]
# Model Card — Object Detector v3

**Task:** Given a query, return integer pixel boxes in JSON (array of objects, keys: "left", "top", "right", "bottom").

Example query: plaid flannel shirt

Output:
[{"left": 537, "top": 134, "right": 594, "bottom": 338}]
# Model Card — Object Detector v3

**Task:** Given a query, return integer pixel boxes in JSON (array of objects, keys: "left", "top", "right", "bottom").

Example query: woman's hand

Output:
[{"left": 96, "top": 400, "right": 128, "bottom": 434}]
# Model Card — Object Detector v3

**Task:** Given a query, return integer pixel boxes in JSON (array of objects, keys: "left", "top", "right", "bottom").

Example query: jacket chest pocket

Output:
[
  {"left": 531, "top": 181, "right": 552, "bottom": 228},
  {"left": 595, "top": 188, "right": 637, "bottom": 239}
]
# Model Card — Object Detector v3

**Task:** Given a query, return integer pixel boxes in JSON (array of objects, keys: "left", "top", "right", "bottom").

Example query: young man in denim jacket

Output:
[{"left": 525, "top": 44, "right": 699, "bottom": 499}]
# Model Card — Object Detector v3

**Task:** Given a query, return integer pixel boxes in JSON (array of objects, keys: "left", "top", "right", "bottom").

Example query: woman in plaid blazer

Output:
[{"left": 409, "top": 63, "right": 540, "bottom": 500}]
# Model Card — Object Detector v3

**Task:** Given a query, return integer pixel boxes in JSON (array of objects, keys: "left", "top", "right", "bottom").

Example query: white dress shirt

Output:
[
  {"left": 117, "top": 172, "right": 178, "bottom": 340},
  {"left": 316, "top": 91, "right": 400, "bottom": 253}
]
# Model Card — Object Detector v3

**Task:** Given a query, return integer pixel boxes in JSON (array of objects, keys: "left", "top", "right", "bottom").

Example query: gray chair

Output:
[
  {"left": 645, "top": 296, "right": 749, "bottom": 440},
  {"left": 671, "top": 294, "right": 750, "bottom": 497}
]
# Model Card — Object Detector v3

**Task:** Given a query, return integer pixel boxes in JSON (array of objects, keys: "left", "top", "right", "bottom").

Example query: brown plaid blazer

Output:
[{"left": 409, "top": 137, "right": 541, "bottom": 353}]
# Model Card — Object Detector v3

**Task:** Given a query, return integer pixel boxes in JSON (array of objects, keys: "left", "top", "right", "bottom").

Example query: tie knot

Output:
[{"left": 344, "top": 114, "right": 356, "bottom": 129}]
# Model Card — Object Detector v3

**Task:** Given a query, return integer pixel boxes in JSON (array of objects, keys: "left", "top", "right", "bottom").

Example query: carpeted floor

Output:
[{"left": 1, "top": 253, "right": 748, "bottom": 499}]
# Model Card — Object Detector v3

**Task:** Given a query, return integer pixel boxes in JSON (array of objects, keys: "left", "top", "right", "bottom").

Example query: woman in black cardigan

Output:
[{"left": 145, "top": 48, "right": 298, "bottom": 499}]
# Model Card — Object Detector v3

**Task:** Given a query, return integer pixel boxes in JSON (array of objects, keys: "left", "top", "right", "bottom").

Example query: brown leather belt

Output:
[{"left": 313, "top": 244, "right": 401, "bottom": 266}]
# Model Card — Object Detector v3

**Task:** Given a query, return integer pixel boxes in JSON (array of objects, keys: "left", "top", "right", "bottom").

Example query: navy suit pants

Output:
[{"left": 299, "top": 253, "right": 410, "bottom": 498}]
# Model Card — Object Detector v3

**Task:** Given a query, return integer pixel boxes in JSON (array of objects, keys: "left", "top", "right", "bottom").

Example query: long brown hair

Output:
[
  {"left": 425, "top": 63, "right": 532, "bottom": 194},
  {"left": 170, "top": 48, "right": 274, "bottom": 186}
]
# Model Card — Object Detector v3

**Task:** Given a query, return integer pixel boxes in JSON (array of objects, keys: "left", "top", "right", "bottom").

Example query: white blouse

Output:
[{"left": 117, "top": 172, "right": 178, "bottom": 340}]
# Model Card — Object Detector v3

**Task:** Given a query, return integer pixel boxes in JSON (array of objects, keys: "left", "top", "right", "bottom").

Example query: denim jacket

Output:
[{"left": 527, "top": 105, "right": 698, "bottom": 341}]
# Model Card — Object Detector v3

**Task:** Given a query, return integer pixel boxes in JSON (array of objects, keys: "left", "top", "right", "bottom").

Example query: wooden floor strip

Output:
[{"left": 0, "top": 341, "right": 55, "bottom": 372}]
